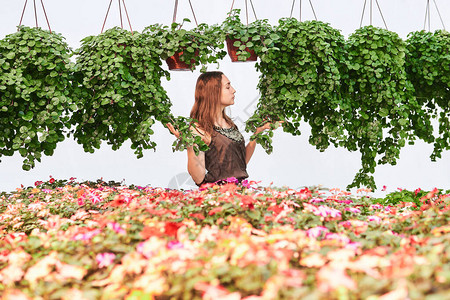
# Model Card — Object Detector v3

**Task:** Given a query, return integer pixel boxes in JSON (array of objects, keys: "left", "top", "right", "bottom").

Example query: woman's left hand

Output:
[{"left": 254, "top": 121, "right": 284, "bottom": 135}]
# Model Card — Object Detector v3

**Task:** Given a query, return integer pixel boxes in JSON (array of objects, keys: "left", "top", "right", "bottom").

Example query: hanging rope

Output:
[
  {"left": 118, "top": 0, "right": 123, "bottom": 29},
  {"left": 359, "top": 0, "right": 387, "bottom": 29},
  {"left": 375, "top": 0, "right": 388, "bottom": 29},
  {"left": 121, "top": 0, "right": 133, "bottom": 33},
  {"left": 360, "top": 0, "right": 367, "bottom": 28},
  {"left": 188, "top": 0, "right": 199, "bottom": 26},
  {"left": 33, "top": 0, "right": 38, "bottom": 28},
  {"left": 18, "top": 0, "right": 52, "bottom": 32},
  {"left": 18, "top": 0, "right": 29, "bottom": 28},
  {"left": 40, "top": 0, "right": 52, "bottom": 33},
  {"left": 173, "top": 0, "right": 198, "bottom": 26},
  {"left": 289, "top": 0, "right": 316, "bottom": 21},
  {"left": 101, "top": 0, "right": 113, "bottom": 33},
  {"left": 424, "top": 0, "right": 430, "bottom": 31},
  {"left": 101, "top": 0, "right": 133, "bottom": 34},
  {"left": 229, "top": 0, "right": 257, "bottom": 24},
  {"left": 433, "top": 0, "right": 446, "bottom": 30}
]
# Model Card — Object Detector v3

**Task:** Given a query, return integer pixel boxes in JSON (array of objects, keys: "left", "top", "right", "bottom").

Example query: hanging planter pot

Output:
[
  {"left": 144, "top": 22, "right": 226, "bottom": 72},
  {"left": 221, "top": 9, "right": 272, "bottom": 63},
  {"left": 226, "top": 37, "right": 257, "bottom": 62},
  {"left": 165, "top": 49, "right": 200, "bottom": 71}
]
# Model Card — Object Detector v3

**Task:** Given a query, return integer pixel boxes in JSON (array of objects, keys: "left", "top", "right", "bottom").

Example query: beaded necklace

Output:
[{"left": 213, "top": 125, "right": 244, "bottom": 143}]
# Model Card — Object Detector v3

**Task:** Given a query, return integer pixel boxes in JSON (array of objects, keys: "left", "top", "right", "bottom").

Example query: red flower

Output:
[
  {"left": 164, "top": 222, "right": 182, "bottom": 237},
  {"left": 49, "top": 177, "right": 55, "bottom": 184}
]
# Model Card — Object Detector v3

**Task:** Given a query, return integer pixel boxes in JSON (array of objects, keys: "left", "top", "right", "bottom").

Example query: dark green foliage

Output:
[
  {"left": 0, "top": 26, "right": 74, "bottom": 170},
  {"left": 247, "top": 19, "right": 348, "bottom": 160},
  {"left": 70, "top": 27, "right": 172, "bottom": 158},
  {"left": 143, "top": 20, "right": 227, "bottom": 72},
  {"left": 406, "top": 30, "right": 450, "bottom": 160}
]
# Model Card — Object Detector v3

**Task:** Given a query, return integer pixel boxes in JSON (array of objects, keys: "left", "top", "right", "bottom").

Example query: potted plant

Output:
[
  {"left": 70, "top": 27, "right": 173, "bottom": 157},
  {"left": 246, "top": 19, "right": 347, "bottom": 159},
  {"left": 406, "top": 29, "right": 450, "bottom": 160},
  {"left": 221, "top": 9, "right": 273, "bottom": 62},
  {"left": 144, "top": 19, "right": 226, "bottom": 72},
  {"left": 0, "top": 26, "right": 74, "bottom": 170},
  {"left": 341, "top": 25, "right": 433, "bottom": 189}
]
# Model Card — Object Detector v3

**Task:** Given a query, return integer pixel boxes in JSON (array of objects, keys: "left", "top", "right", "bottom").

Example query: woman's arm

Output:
[
  {"left": 187, "top": 147, "right": 206, "bottom": 185},
  {"left": 245, "top": 140, "right": 257, "bottom": 164},
  {"left": 245, "top": 121, "right": 283, "bottom": 165},
  {"left": 166, "top": 122, "right": 209, "bottom": 185}
]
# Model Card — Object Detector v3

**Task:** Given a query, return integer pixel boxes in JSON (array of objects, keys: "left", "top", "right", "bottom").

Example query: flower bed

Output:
[{"left": 0, "top": 179, "right": 449, "bottom": 299}]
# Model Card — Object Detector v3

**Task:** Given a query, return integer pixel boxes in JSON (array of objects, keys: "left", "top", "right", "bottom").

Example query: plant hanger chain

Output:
[
  {"left": 172, "top": 0, "right": 198, "bottom": 26},
  {"left": 18, "top": 0, "right": 52, "bottom": 33},
  {"left": 101, "top": 0, "right": 133, "bottom": 34},
  {"left": 229, "top": 0, "right": 258, "bottom": 25},
  {"left": 423, "top": 0, "right": 446, "bottom": 31},
  {"left": 289, "top": 0, "right": 317, "bottom": 21},
  {"left": 359, "top": 0, "right": 388, "bottom": 30}
]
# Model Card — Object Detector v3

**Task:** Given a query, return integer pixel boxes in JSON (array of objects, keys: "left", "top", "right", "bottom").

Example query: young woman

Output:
[{"left": 167, "top": 71, "right": 279, "bottom": 186}]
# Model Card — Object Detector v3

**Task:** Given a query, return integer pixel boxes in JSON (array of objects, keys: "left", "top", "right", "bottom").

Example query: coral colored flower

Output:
[
  {"left": 96, "top": 252, "right": 115, "bottom": 268},
  {"left": 209, "top": 207, "right": 223, "bottom": 216}
]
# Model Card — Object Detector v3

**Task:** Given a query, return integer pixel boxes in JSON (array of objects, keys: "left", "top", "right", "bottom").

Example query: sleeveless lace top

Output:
[{"left": 196, "top": 125, "right": 249, "bottom": 186}]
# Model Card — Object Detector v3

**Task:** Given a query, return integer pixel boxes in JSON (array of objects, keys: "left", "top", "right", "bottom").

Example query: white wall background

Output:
[{"left": 0, "top": 0, "right": 449, "bottom": 194}]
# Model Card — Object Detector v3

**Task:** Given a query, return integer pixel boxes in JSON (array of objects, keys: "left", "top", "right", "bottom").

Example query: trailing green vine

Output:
[
  {"left": 0, "top": 26, "right": 74, "bottom": 170},
  {"left": 342, "top": 26, "right": 433, "bottom": 189},
  {"left": 406, "top": 30, "right": 450, "bottom": 160},
  {"left": 70, "top": 27, "right": 172, "bottom": 157},
  {"left": 247, "top": 19, "right": 348, "bottom": 156}
]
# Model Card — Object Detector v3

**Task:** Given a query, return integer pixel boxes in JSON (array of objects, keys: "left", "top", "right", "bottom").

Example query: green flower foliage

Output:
[
  {"left": 342, "top": 26, "right": 433, "bottom": 189},
  {"left": 406, "top": 30, "right": 450, "bottom": 160},
  {"left": 221, "top": 9, "right": 273, "bottom": 61},
  {"left": 247, "top": 19, "right": 347, "bottom": 154},
  {"left": 0, "top": 26, "right": 74, "bottom": 170},
  {"left": 143, "top": 20, "right": 226, "bottom": 71},
  {"left": 70, "top": 27, "right": 172, "bottom": 158}
]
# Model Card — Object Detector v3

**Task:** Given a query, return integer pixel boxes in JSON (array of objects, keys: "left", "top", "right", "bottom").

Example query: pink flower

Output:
[
  {"left": 306, "top": 226, "right": 329, "bottom": 238},
  {"left": 309, "top": 197, "right": 324, "bottom": 204},
  {"left": 315, "top": 205, "right": 341, "bottom": 218},
  {"left": 72, "top": 229, "right": 101, "bottom": 241},
  {"left": 370, "top": 204, "right": 383, "bottom": 210},
  {"left": 345, "top": 207, "right": 361, "bottom": 214},
  {"left": 167, "top": 240, "right": 183, "bottom": 250},
  {"left": 96, "top": 252, "right": 115, "bottom": 268},
  {"left": 382, "top": 185, "right": 387, "bottom": 191},
  {"left": 108, "top": 222, "right": 126, "bottom": 235},
  {"left": 367, "top": 215, "right": 382, "bottom": 223}
]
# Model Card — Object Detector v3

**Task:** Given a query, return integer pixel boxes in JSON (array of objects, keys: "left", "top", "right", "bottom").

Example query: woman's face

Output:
[{"left": 220, "top": 75, "right": 236, "bottom": 108}]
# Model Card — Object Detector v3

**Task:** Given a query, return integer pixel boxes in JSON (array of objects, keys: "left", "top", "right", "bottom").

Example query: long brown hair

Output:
[{"left": 190, "top": 71, "right": 235, "bottom": 136}]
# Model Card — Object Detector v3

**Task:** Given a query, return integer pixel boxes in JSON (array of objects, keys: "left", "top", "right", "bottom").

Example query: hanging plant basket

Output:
[
  {"left": 226, "top": 37, "right": 257, "bottom": 62},
  {"left": 165, "top": 50, "right": 200, "bottom": 71}
]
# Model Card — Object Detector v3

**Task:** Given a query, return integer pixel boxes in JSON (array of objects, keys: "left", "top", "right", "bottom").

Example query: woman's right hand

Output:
[{"left": 166, "top": 123, "right": 180, "bottom": 139}]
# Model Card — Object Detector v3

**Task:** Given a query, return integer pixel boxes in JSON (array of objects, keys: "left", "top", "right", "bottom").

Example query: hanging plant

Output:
[
  {"left": 341, "top": 26, "right": 433, "bottom": 189},
  {"left": 221, "top": 9, "right": 273, "bottom": 62},
  {"left": 246, "top": 19, "right": 347, "bottom": 155},
  {"left": 70, "top": 27, "right": 173, "bottom": 157},
  {"left": 0, "top": 26, "right": 74, "bottom": 170},
  {"left": 406, "top": 30, "right": 450, "bottom": 160},
  {"left": 143, "top": 20, "right": 226, "bottom": 71}
]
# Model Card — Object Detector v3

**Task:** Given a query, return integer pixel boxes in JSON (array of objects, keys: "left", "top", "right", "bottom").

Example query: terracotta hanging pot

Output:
[
  {"left": 226, "top": 37, "right": 257, "bottom": 62},
  {"left": 165, "top": 50, "right": 199, "bottom": 71}
]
